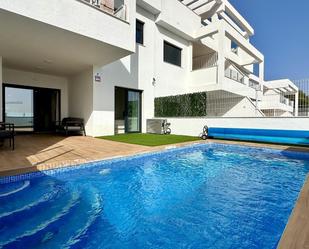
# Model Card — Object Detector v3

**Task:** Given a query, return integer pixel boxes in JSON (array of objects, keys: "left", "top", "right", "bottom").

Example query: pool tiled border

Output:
[
  {"left": 0, "top": 143, "right": 203, "bottom": 184},
  {"left": 1, "top": 141, "right": 309, "bottom": 185}
]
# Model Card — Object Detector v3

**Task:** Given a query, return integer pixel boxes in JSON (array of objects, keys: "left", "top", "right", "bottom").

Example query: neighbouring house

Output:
[
  {"left": 260, "top": 79, "right": 299, "bottom": 117},
  {"left": 0, "top": 0, "right": 298, "bottom": 137}
]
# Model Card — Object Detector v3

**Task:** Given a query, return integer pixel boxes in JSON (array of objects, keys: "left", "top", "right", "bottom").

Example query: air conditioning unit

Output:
[{"left": 147, "top": 119, "right": 167, "bottom": 134}]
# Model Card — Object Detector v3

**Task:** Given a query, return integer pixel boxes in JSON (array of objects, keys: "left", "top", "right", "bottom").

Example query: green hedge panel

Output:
[{"left": 155, "top": 92, "right": 207, "bottom": 117}]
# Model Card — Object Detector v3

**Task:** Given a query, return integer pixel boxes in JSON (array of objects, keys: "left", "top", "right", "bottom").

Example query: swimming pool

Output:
[{"left": 0, "top": 143, "right": 308, "bottom": 249}]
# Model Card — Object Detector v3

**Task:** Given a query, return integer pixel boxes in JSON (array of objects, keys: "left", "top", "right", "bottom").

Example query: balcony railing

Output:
[
  {"left": 80, "top": 0, "right": 126, "bottom": 21},
  {"left": 225, "top": 68, "right": 244, "bottom": 84},
  {"left": 192, "top": 53, "right": 218, "bottom": 71}
]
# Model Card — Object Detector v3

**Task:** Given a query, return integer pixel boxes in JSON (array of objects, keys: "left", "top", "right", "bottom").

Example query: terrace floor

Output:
[
  {"left": 0, "top": 134, "right": 149, "bottom": 177},
  {"left": 0, "top": 134, "right": 308, "bottom": 249}
]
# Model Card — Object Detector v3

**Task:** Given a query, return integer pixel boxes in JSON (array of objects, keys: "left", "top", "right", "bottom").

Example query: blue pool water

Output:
[{"left": 0, "top": 143, "right": 309, "bottom": 249}]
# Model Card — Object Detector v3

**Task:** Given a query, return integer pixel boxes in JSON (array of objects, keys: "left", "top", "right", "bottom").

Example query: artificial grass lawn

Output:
[{"left": 98, "top": 133, "right": 200, "bottom": 146}]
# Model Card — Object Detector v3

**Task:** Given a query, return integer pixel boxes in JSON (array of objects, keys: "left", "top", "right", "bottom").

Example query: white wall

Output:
[
  {"left": 164, "top": 117, "right": 309, "bottom": 137},
  {"left": 91, "top": 6, "right": 157, "bottom": 136},
  {"left": 157, "top": 0, "right": 201, "bottom": 39},
  {"left": 90, "top": 5, "right": 196, "bottom": 136},
  {"left": 0, "top": 0, "right": 136, "bottom": 53},
  {"left": 2, "top": 68, "right": 69, "bottom": 119},
  {"left": 206, "top": 96, "right": 263, "bottom": 117},
  {"left": 190, "top": 67, "right": 218, "bottom": 87},
  {"left": 154, "top": 26, "right": 192, "bottom": 97},
  {"left": 69, "top": 69, "right": 94, "bottom": 135}
]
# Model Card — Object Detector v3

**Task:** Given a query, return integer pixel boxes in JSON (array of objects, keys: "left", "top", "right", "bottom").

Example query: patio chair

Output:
[
  {"left": 0, "top": 123, "right": 15, "bottom": 150},
  {"left": 55, "top": 118, "right": 86, "bottom": 136}
]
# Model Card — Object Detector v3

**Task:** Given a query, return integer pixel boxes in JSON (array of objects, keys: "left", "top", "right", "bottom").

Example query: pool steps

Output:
[
  {"left": 0, "top": 186, "right": 60, "bottom": 221},
  {"left": 0, "top": 190, "right": 80, "bottom": 248},
  {"left": 0, "top": 183, "right": 103, "bottom": 249},
  {"left": 0, "top": 180, "right": 30, "bottom": 198},
  {"left": 51, "top": 190, "right": 102, "bottom": 249}
]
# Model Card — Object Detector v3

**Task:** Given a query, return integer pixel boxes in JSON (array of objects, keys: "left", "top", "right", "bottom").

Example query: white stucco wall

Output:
[
  {"left": 2, "top": 68, "right": 69, "bottom": 119},
  {"left": 69, "top": 69, "right": 94, "bottom": 135},
  {"left": 91, "top": 6, "right": 156, "bottom": 136},
  {"left": 206, "top": 96, "right": 263, "bottom": 117},
  {"left": 0, "top": 0, "right": 136, "bottom": 53},
  {"left": 154, "top": 27, "right": 192, "bottom": 97},
  {"left": 89, "top": 5, "right": 196, "bottom": 136},
  {"left": 157, "top": 0, "right": 201, "bottom": 39},
  {"left": 190, "top": 67, "right": 218, "bottom": 87},
  {"left": 164, "top": 117, "right": 309, "bottom": 137}
]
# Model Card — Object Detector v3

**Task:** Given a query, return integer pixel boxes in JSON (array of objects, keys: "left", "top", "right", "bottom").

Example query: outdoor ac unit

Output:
[{"left": 147, "top": 119, "right": 166, "bottom": 134}]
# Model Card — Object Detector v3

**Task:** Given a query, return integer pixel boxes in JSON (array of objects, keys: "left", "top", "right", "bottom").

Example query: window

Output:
[
  {"left": 136, "top": 20, "right": 144, "bottom": 45},
  {"left": 231, "top": 40, "right": 238, "bottom": 54},
  {"left": 164, "top": 41, "right": 182, "bottom": 67}
]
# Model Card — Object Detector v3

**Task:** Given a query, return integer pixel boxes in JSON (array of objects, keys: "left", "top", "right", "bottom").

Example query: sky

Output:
[{"left": 229, "top": 0, "right": 309, "bottom": 81}]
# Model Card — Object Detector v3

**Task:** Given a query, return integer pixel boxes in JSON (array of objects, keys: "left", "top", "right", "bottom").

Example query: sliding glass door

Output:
[
  {"left": 127, "top": 90, "right": 141, "bottom": 133},
  {"left": 114, "top": 87, "right": 142, "bottom": 134},
  {"left": 4, "top": 86, "right": 34, "bottom": 131},
  {"left": 3, "top": 85, "right": 60, "bottom": 132}
]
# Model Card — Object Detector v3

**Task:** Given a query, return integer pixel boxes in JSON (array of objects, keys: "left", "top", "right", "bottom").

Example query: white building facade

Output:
[{"left": 0, "top": 0, "right": 299, "bottom": 136}]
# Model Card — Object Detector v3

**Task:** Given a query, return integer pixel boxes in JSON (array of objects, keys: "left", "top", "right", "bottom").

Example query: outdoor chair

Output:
[
  {"left": 55, "top": 118, "right": 86, "bottom": 136},
  {"left": 0, "top": 123, "right": 15, "bottom": 150}
]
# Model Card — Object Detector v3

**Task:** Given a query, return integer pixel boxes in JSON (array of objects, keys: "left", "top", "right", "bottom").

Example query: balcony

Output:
[
  {"left": 190, "top": 53, "right": 256, "bottom": 98},
  {"left": 260, "top": 95, "right": 294, "bottom": 114},
  {"left": 192, "top": 53, "right": 218, "bottom": 71},
  {"left": 249, "top": 80, "right": 261, "bottom": 91},
  {"left": 0, "top": 0, "right": 135, "bottom": 76},
  {"left": 156, "top": 0, "right": 201, "bottom": 39},
  {"left": 79, "top": 0, "right": 127, "bottom": 21},
  {"left": 225, "top": 68, "right": 244, "bottom": 84},
  {"left": 280, "top": 96, "right": 294, "bottom": 107}
]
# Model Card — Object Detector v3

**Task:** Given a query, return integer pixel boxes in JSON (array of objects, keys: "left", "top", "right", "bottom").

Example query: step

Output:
[
  {"left": 0, "top": 184, "right": 62, "bottom": 223},
  {"left": 0, "top": 180, "right": 30, "bottom": 198},
  {"left": 0, "top": 179, "right": 59, "bottom": 215},
  {"left": 0, "top": 190, "right": 80, "bottom": 248},
  {"left": 36, "top": 187, "right": 103, "bottom": 249}
]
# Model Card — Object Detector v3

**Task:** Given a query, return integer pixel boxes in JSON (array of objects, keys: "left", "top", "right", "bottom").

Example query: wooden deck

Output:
[
  {"left": 0, "top": 135, "right": 308, "bottom": 248},
  {"left": 0, "top": 134, "right": 150, "bottom": 177}
]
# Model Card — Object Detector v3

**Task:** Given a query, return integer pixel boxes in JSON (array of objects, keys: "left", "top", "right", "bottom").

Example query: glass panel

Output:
[
  {"left": 136, "top": 20, "right": 144, "bottom": 44},
  {"left": 127, "top": 90, "right": 141, "bottom": 133},
  {"left": 5, "top": 87, "right": 34, "bottom": 131}
]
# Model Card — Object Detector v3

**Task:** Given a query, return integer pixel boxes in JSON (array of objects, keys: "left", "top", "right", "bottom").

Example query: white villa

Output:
[{"left": 0, "top": 0, "right": 299, "bottom": 136}]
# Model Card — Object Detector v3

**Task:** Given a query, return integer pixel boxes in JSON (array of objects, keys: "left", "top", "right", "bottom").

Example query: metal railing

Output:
[
  {"left": 192, "top": 53, "right": 218, "bottom": 71},
  {"left": 294, "top": 79, "right": 309, "bottom": 116}
]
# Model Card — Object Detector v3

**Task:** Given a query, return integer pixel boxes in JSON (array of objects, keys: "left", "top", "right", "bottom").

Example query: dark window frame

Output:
[
  {"left": 163, "top": 41, "right": 182, "bottom": 67},
  {"left": 136, "top": 19, "right": 144, "bottom": 45},
  {"left": 2, "top": 83, "right": 61, "bottom": 132}
]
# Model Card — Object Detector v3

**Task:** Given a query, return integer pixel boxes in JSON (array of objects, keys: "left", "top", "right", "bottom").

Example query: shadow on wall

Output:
[{"left": 93, "top": 47, "right": 140, "bottom": 113}]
